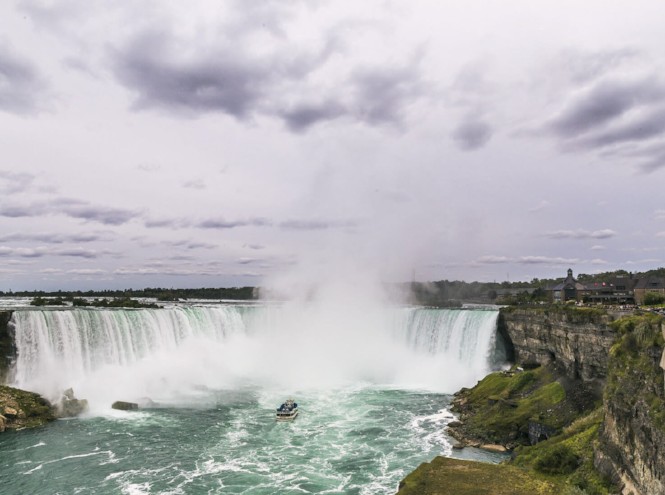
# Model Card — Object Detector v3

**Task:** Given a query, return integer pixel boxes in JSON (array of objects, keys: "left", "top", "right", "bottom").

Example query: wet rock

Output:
[
  {"left": 56, "top": 389, "right": 88, "bottom": 418},
  {"left": 112, "top": 401, "right": 139, "bottom": 411}
]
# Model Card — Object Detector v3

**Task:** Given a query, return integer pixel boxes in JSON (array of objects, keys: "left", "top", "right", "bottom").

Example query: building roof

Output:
[{"left": 634, "top": 276, "right": 665, "bottom": 290}]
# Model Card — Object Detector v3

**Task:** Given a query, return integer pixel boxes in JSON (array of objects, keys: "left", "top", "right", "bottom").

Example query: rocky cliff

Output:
[
  {"left": 594, "top": 314, "right": 665, "bottom": 495},
  {"left": 0, "top": 310, "right": 15, "bottom": 384},
  {"left": 498, "top": 307, "right": 617, "bottom": 383},
  {"left": 497, "top": 308, "right": 665, "bottom": 495}
]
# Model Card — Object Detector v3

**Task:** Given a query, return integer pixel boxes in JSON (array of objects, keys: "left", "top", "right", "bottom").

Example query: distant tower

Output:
[{"left": 567, "top": 268, "right": 573, "bottom": 279}]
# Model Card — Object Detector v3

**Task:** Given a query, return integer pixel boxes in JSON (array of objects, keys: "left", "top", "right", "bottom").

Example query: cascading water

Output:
[
  {"left": 10, "top": 305, "right": 501, "bottom": 407},
  {"left": 2, "top": 304, "right": 507, "bottom": 495}
]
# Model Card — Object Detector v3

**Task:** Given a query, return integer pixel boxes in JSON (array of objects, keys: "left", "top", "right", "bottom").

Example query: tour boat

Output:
[{"left": 276, "top": 399, "right": 298, "bottom": 421}]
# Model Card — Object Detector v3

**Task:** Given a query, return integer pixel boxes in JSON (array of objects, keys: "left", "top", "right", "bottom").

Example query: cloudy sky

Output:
[{"left": 1, "top": 0, "right": 665, "bottom": 292}]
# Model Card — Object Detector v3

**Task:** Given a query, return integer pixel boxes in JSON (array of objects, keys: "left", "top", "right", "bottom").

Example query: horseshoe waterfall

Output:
[{"left": 1, "top": 304, "right": 506, "bottom": 495}]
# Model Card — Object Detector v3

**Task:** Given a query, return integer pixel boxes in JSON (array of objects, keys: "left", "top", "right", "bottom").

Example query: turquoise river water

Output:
[{"left": 0, "top": 303, "right": 507, "bottom": 494}]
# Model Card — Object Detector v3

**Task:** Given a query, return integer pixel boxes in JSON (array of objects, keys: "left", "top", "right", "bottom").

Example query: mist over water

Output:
[{"left": 10, "top": 304, "right": 499, "bottom": 410}]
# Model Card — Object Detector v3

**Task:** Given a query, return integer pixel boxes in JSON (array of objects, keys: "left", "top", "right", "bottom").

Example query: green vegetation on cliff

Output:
[
  {"left": 500, "top": 304, "right": 609, "bottom": 324},
  {"left": 513, "top": 409, "right": 611, "bottom": 494},
  {"left": 606, "top": 313, "right": 665, "bottom": 429},
  {"left": 451, "top": 365, "right": 587, "bottom": 448}
]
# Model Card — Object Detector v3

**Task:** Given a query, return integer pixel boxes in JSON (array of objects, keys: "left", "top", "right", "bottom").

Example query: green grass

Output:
[{"left": 397, "top": 456, "right": 560, "bottom": 495}]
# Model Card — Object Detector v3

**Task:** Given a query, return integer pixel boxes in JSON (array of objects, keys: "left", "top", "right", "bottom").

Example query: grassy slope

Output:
[
  {"left": 453, "top": 365, "right": 582, "bottom": 447},
  {"left": 397, "top": 456, "right": 558, "bottom": 495}
]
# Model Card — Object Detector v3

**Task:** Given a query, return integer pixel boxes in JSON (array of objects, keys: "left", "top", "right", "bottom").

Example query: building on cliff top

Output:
[
  {"left": 549, "top": 268, "right": 587, "bottom": 302},
  {"left": 633, "top": 275, "right": 665, "bottom": 305},
  {"left": 548, "top": 269, "right": 648, "bottom": 305}
]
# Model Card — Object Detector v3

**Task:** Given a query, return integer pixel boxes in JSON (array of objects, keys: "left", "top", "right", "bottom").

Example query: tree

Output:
[{"left": 643, "top": 291, "right": 665, "bottom": 306}]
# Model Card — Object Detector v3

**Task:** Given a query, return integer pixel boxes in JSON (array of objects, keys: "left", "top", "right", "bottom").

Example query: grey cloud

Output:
[
  {"left": 169, "top": 255, "right": 195, "bottom": 261},
  {"left": 182, "top": 179, "right": 206, "bottom": 190},
  {"left": 279, "top": 219, "right": 356, "bottom": 231},
  {"left": 237, "top": 257, "right": 263, "bottom": 265},
  {"left": 0, "top": 246, "right": 46, "bottom": 258},
  {"left": 55, "top": 248, "right": 98, "bottom": 258},
  {"left": 545, "top": 229, "right": 617, "bottom": 240},
  {"left": 601, "top": 142, "right": 665, "bottom": 173},
  {"left": 519, "top": 256, "right": 582, "bottom": 265},
  {"left": 0, "top": 232, "right": 109, "bottom": 244},
  {"left": 560, "top": 48, "right": 641, "bottom": 85},
  {"left": 166, "top": 240, "right": 216, "bottom": 250},
  {"left": 225, "top": 0, "right": 312, "bottom": 38},
  {"left": 569, "top": 107, "right": 665, "bottom": 152},
  {"left": 112, "top": 30, "right": 281, "bottom": 119},
  {"left": 451, "top": 119, "right": 493, "bottom": 151},
  {"left": 245, "top": 244, "right": 266, "bottom": 250},
  {"left": 144, "top": 217, "right": 191, "bottom": 229},
  {"left": 0, "top": 42, "right": 47, "bottom": 114},
  {"left": 0, "top": 204, "right": 39, "bottom": 217},
  {"left": 0, "top": 170, "right": 35, "bottom": 194},
  {"left": 475, "top": 255, "right": 581, "bottom": 265},
  {"left": 61, "top": 204, "right": 139, "bottom": 225},
  {"left": 280, "top": 101, "right": 346, "bottom": 132},
  {"left": 67, "top": 269, "right": 107, "bottom": 275},
  {"left": 547, "top": 77, "right": 665, "bottom": 146},
  {"left": 349, "top": 63, "right": 426, "bottom": 126},
  {"left": 111, "top": 23, "right": 427, "bottom": 131},
  {"left": 0, "top": 197, "right": 139, "bottom": 225},
  {"left": 197, "top": 217, "right": 272, "bottom": 229},
  {"left": 642, "top": 150, "right": 665, "bottom": 172}
]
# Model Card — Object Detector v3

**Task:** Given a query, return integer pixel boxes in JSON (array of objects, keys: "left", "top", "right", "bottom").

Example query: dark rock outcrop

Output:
[
  {"left": 0, "top": 385, "right": 55, "bottom": 431},
  {"left": 0, "top": 311, "right": 15, "bottom": 384},
  {"left": 112, "top": 400, "right": 139, "bottom": 411}
]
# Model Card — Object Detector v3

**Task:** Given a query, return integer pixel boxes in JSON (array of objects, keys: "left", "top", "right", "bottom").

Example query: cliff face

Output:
[
  {"left": 594, "top": 314, "right": 665, "bottom": 495},
  {"left": 498, "top": 308, "right": 665, "bottom": 495},
  {"left": 498, "top": 308, "right": 617, "bottom": 383},
  {"left": 0, "top": 311, "right": 15, "bottom": 384}
]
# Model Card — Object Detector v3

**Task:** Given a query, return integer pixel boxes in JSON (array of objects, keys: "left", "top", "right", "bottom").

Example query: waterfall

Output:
[{"left": 10, "top": 305, "right": 501, "bottom": 408}]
